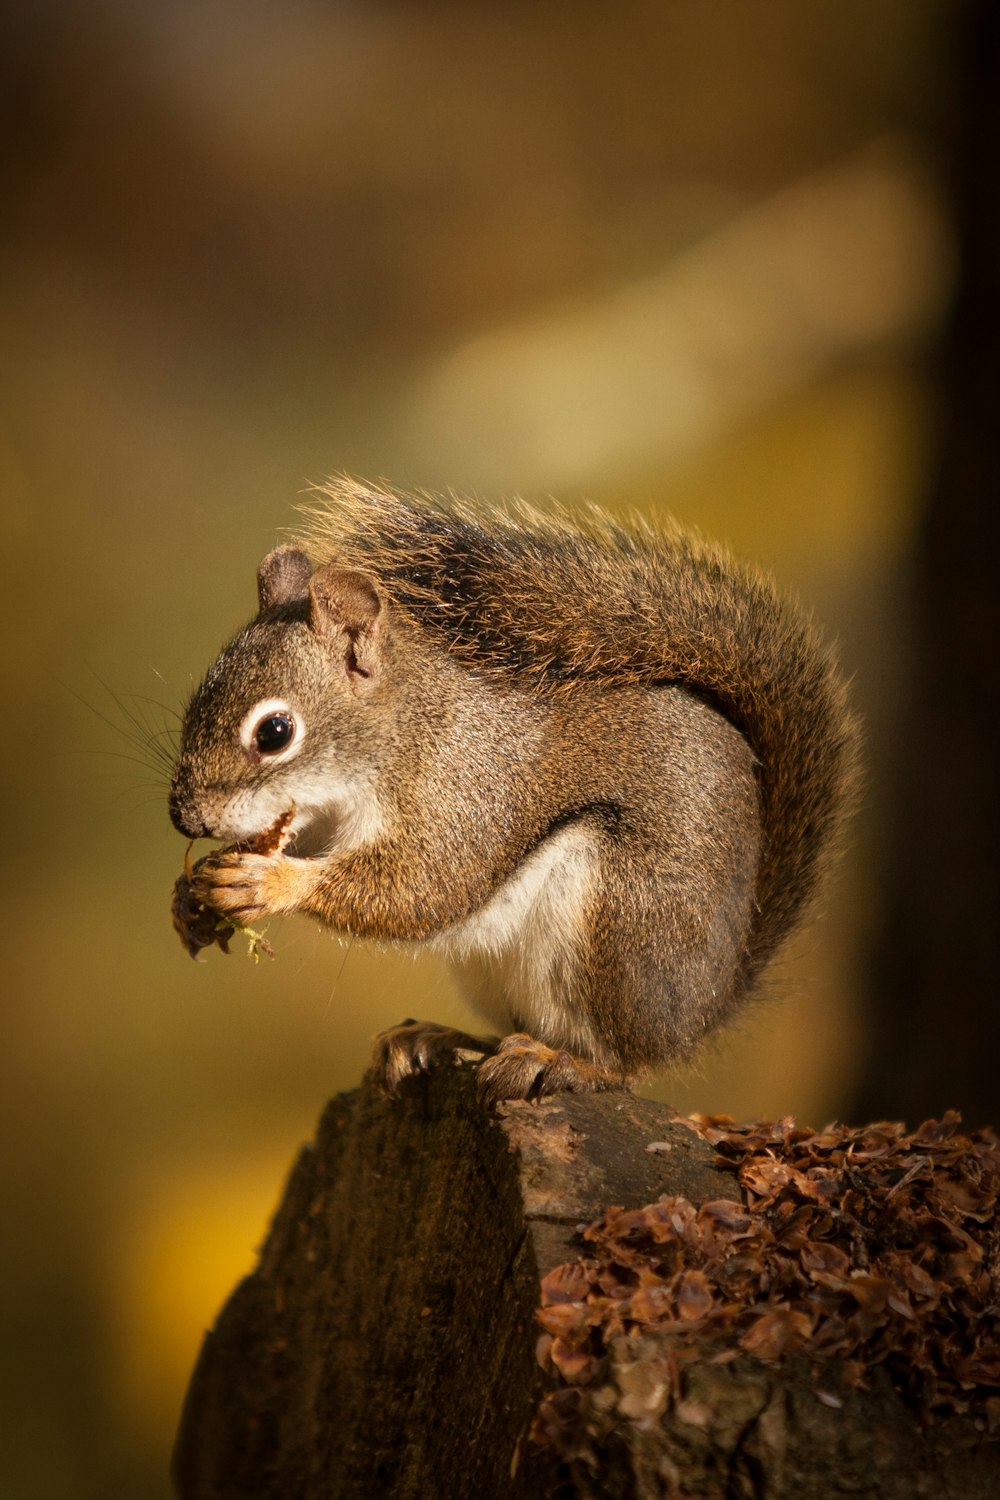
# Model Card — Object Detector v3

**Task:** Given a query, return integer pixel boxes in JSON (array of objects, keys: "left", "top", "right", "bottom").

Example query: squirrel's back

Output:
[{"left": 297, "top": 479, "right": 859, "bottom": 987}]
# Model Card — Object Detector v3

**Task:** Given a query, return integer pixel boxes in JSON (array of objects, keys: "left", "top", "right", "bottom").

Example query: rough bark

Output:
[
  {"left": 554, "top": 1343, "right": 998, "bottom": 1500},
  {"left": 172, "top": 1068, "right": 1000, "bottom": 1499}
]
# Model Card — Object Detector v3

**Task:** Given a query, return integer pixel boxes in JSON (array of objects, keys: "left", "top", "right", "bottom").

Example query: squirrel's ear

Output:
[
  {"left": 308, "top": 564, "right": 384, "bottom": 690},
  {"left": 257, "top": 546, "right": 314, "bottom": 611}
]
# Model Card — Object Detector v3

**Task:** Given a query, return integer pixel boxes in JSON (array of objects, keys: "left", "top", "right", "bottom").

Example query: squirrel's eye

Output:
[
  {"left": 254, "top": 713, "right": 295, "bottom": 757},
  {"left": 240, "top": 698, "right": 304, "bottom": 764}
]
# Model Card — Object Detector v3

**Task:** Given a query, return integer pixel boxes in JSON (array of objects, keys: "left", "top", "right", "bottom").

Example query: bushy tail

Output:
[{"left": 298, "top": 480, "right": 860, "bottom": 979}]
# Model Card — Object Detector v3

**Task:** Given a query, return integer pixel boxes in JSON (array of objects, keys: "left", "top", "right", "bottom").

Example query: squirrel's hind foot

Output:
[
  {"left": 370, "top": 1019, "right": 496, "bottom": 1094},
  {"left": 370, "top": 1020, "right": 629, "bottom": 1103},
  {"left": 475, "top": 1033, "right": 628, "bottom": 1105}
]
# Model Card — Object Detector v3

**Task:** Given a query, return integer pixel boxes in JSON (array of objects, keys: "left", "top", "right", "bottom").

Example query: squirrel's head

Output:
[{"left": 169, "top": 546, "right": 390, "bottom": 845}]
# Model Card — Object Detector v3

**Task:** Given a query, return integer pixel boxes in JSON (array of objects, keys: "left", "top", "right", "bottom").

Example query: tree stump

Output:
[{"left": 172, "top": 1068, "right": 1000, "bottom": 1499}]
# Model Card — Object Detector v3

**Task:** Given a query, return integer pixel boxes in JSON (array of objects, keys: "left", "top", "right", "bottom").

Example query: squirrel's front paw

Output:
[{"left": 190, "top": 850, "right": 314, "bottom": 926}]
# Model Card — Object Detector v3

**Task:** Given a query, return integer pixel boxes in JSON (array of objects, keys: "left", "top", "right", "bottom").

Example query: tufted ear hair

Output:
[
  {"left": 308, "top": 564, "right": 385, "bottom": 690},
  {"left": 257, "top": 546, "right": 314, "bottom": 611}
]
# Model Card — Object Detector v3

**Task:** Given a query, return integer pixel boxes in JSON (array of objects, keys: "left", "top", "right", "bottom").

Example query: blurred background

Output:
[{"left": 2, "top": 1, "right": 997, "bottom": 1495}]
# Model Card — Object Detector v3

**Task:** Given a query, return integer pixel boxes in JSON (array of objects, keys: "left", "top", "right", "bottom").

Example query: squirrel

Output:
[{"left": 169, "top": 479, "right": 858, "bottom": 1102}]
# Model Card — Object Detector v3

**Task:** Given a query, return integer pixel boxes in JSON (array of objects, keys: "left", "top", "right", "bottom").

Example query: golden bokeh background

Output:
[{"left": 0, "top": 3, "right": 969, "bottom": 1495}]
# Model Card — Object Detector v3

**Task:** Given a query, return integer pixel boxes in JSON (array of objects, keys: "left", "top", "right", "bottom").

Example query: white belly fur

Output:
[{"left": 430, "top": 822, "right": 603, "bottom": 1059}]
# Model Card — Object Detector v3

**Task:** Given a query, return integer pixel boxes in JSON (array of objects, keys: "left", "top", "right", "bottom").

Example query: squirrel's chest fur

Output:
[{"left": 431, "top": 821, "right": 603, "bottom": 1058}]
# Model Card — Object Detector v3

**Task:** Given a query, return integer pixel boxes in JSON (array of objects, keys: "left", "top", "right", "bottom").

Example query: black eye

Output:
[{"left": 254, "top": 713, "right": 295, "bottom": 757}]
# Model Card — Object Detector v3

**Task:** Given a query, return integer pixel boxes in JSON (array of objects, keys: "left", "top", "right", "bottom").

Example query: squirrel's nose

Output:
[{"left": 168, "top": 778, "right": 209, "bottom": 840}]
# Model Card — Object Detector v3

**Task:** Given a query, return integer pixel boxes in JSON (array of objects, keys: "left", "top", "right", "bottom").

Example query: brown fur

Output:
[
  {"left": 171, "top": 479, "right": 859, "bottom": 1101},
  {"left": 296, "top": 480, "right": 860, "bottom": 988}
]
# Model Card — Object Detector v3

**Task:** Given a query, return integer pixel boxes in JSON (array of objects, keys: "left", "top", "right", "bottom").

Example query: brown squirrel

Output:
[{"left": 169, "top": 480, "right": 858, "bottom": 1102}]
